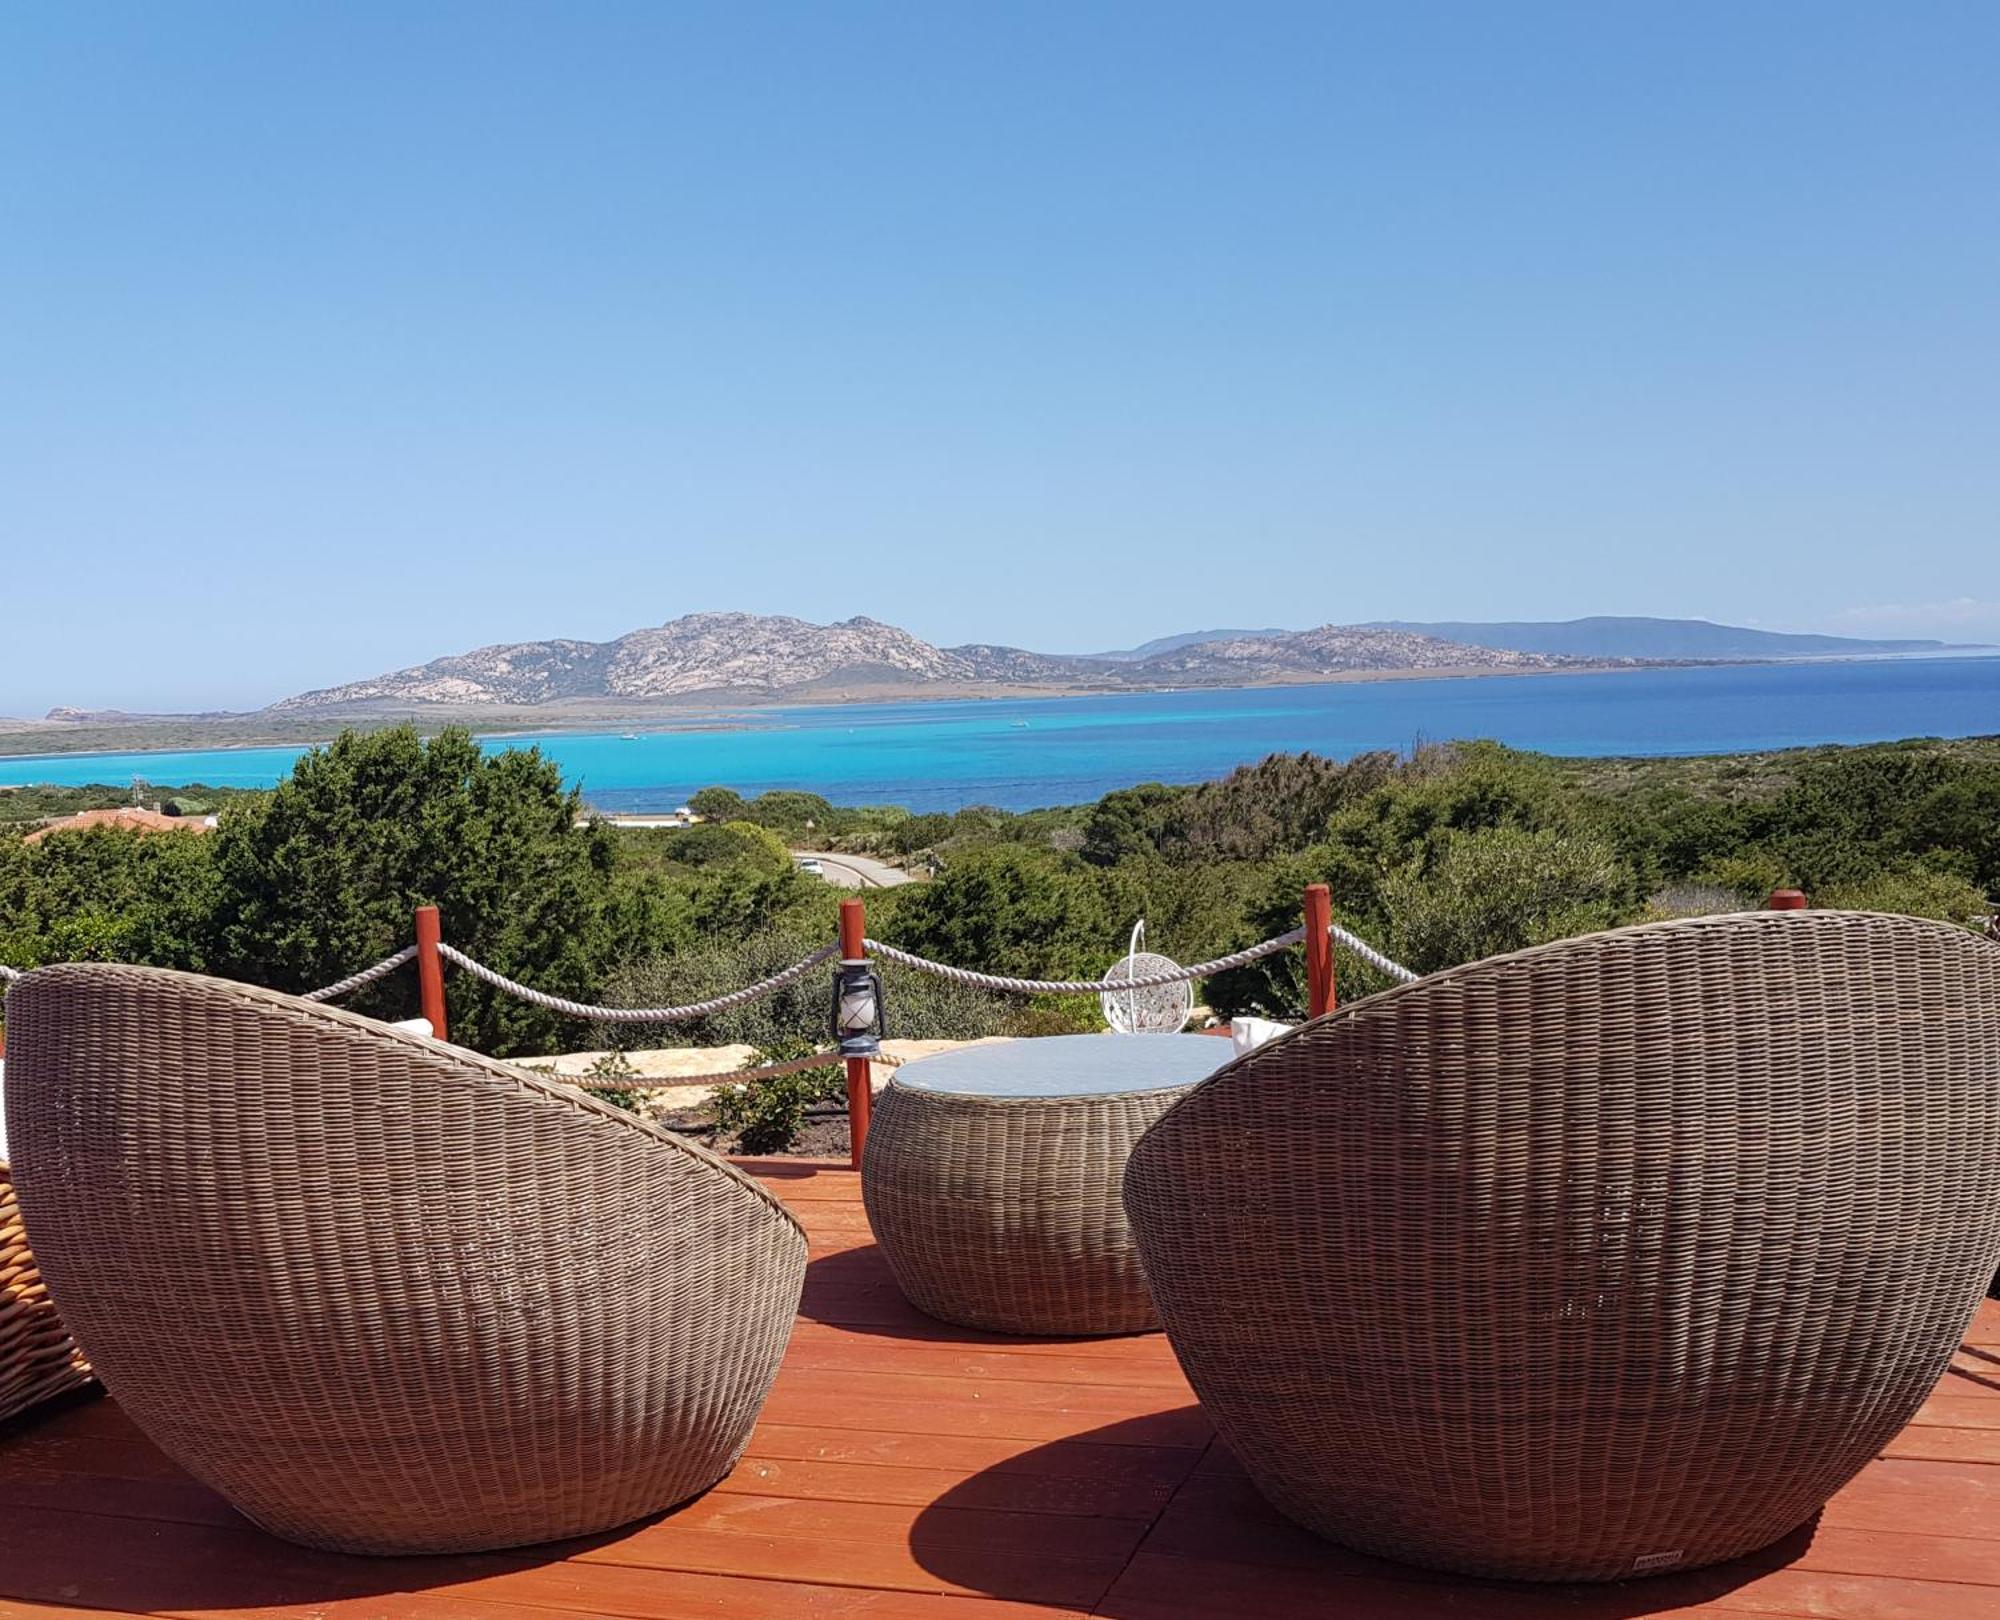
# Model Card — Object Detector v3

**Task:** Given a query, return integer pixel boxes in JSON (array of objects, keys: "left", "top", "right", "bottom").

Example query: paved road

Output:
[{"left": 792, "top": 851, "right": 915, "bottom": 889}]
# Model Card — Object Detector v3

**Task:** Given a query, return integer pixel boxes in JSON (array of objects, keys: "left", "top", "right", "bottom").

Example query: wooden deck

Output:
[{"left": 1, "top": 1159, "right": 1996, "bottom": 1620}]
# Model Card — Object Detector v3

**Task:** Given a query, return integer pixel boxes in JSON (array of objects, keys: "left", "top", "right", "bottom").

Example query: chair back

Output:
[
  {"left": 4, "top": 962, "right": 806, "bottom": 1554},
  {"left": 1125, "top": 910, "right": 2000, "bottom": 1581}
]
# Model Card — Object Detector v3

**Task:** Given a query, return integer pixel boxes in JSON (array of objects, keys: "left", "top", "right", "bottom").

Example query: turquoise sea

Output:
[{"left": 3, "top": 657, "right": 1997, "bottom": 813}]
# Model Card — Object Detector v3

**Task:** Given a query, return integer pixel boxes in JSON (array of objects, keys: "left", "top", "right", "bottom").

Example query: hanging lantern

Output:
[{"left": 832, "top": 958, "right": 885, "bottom": 1057}]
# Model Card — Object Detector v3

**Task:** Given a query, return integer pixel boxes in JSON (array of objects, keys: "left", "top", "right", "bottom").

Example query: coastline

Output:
[
  {"left": 3, "top": 654, "right": 1996, "bottom": 804},
  {"left": 0, "top": 657, "right": 1697, "bottom": 762}
]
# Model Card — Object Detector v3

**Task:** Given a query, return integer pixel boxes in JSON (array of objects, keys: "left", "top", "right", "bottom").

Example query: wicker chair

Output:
[
  {"left": 1124, "top": 910, "right": 2000, "bottom": 1583},
  {"left": 3, "top": 963, "right": 807, "bottom": 1555}
]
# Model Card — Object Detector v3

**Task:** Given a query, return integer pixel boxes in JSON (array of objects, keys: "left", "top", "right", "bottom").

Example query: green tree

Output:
[
  {"left": 1378, "top": 825, "right": 1640, "bottom": 972},
  {"left": 1815, "top": 862, "right": 1990, "bottom": 925},
  {"left": 207, "top": 727, "right": 628, "bottom": 1055},
  {"left": 1907, "top": 775, "right": 2000, "bottom": 894},
  {"left": 885, "top": 844, "right": 1114, "bottom": 980},
  {"left": 1080, "top": 783, "right": 1182, "bottom": 866},
  {"left": 0, "top": 825, "right": 219, "bottom": 971},
  {"left": 687, "top": 786, "right": 748, "bottom": 821}
]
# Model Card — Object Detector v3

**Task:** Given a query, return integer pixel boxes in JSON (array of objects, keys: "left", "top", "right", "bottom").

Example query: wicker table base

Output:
[{"left": 861, "top": 1035, "right": 1226, "bottom": 1335}]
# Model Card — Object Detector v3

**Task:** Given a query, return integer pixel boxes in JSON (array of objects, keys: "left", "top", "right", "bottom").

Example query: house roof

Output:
[{"left": 20, "top": 806, "right": 215, "bottom": 846}]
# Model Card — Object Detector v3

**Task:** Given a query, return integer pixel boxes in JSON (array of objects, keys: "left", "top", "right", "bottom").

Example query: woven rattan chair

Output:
[
  {"left": 1124, "top": 910, "right": 2000, "bottom": 1583},
  {"left": 3, "top": 963, "right": 807, "bottom": 1555}
]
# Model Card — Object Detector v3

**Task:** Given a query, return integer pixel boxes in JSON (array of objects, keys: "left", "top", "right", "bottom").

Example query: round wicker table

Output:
[{"left": 860, "top": 1034, "right": 1227, "bottom": 1335}]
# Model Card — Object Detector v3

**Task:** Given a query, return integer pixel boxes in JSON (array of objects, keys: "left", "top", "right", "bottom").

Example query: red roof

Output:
[{"left": 21, "top": 807, "right": 212, "bottom": 846}]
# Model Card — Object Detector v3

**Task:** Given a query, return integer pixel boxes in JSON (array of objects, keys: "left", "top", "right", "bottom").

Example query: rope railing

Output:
[
  {"left": 1330, "top": 923, "right": 1421, "bottom": 984},
  {"left": 299, "top": 945, "right": 419, "bottom": 1003},
  {"left": 0, "top": 919, "right": 1431, "bottom": 1004},
  {"left": 862, "top": 928, "right": 1310, "bottom": 996},
  {"left": 435, "top": 940, "right": 841, "bottom": 1025}
]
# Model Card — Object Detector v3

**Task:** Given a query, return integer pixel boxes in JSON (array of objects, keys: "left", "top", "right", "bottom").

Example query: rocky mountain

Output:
[
  {"left": 1126, "top": 625, "right": 1571, "bottom": 679},
  {"left": 274, "top": 614, "right": 964, "bottom": 709},
  {"left": 269, "top": 612, "right": 1579, "bottom": 712},
  {"left": 1088, "top": 628, "right": 1289, "bottom": 662}
]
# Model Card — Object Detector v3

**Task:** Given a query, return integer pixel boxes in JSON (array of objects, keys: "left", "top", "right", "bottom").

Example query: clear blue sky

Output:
[{"left": 3, "top": 2, "right": 1996, "bottom": 713}]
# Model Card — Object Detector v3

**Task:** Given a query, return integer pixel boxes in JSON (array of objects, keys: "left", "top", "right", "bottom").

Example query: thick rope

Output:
[
  {"left": 862, "top": 928, "right": 1308, "bottom": 995},
  {"left": 436, "top": 940, "right": 841, "bottom": 1024},
  {"left": 299, "top": 945, "right": 420, "bottom": 1002},
  {"left": 1329, "top": 923, "right": 1420, "bottom": 983},
  {"left": 9, "top": 918, "right": 1418, "bottom": 1016},
  {"left": 547, "top": 1048, "right": 906, "bottom": 1092}
]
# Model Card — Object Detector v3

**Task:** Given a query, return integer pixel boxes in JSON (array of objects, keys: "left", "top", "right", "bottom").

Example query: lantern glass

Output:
[
  {"left": 838, "top": 981, "right": 878, "bottom": 1036},
  {"left": 833, "top": 962, "right": 884, "bottom": 1056}
]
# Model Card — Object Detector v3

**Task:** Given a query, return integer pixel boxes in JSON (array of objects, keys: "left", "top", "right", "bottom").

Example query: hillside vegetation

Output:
[{"left": 1, "top": 728, "right": 1994, "bottom": 1060}]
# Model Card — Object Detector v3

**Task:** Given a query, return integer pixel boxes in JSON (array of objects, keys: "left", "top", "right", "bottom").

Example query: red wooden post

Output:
[
  {"left": 1303, "top": 882, "right": 1336, "bottom": 1018},
  {"left": 840, "top": 897, "right": 872, "bottom": 1169},
  {"left": 414, "top": 904, "right": 449, "bottom": 1042},
  {"left": 1766, "top": 888, "right": 1808, "bottom": 911}
]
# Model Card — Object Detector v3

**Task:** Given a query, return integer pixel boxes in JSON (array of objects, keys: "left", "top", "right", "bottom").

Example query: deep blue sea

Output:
[{"left": 5, "top": 657, "right": 1997, "bottom": 813}]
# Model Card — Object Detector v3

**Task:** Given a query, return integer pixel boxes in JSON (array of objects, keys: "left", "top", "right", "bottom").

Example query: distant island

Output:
[{"left": 0, "top": 611, "right": 1983, "bottom": 759}]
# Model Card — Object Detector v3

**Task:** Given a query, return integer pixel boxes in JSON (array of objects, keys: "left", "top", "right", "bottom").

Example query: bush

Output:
[
  {"left": 884, "top": 845, "right": 1113, "bottom": 981},
  {"left": 1379, "top": 825, "right": 1640, "bottom": 972},
  {"left": 1815, "top": 863, "right": 1990, "bottom": 926},
  {"left": 709, "top": 1049, "right": 848, "bottom": 1154},
  {"left": 577, "top": 1048, "right": 647, "bottom": 1115}
]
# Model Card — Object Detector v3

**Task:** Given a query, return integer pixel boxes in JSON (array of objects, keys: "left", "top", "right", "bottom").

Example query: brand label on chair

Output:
[{"left": 1633, "top": 1550, "right": 1685, "bottom": 1572}]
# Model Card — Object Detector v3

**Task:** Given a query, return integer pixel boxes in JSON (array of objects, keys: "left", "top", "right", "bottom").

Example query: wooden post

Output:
[
  {"left": 414, "top": 904, "right": 449, "bottom": 1042},
  {"left": 841, "top": 897, "right": 872, "bottom": 1170},
  {"left": 1766, "top": 888, "right": 1808, "bottom": 911},
  {"left": 1303, "top": 882, "right": 1336, "bottom": 1018}
]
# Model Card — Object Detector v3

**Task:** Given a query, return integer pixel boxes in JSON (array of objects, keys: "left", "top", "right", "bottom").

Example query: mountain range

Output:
[
  {"left": 21, "top": 615, "right": 1973, "bottom": 741},
  {"left": 269, "top": 613, "right": 1573, "bottom": 711},
  {"left": 1361, "top": 617, "right": 1960, "bottom": 660}
]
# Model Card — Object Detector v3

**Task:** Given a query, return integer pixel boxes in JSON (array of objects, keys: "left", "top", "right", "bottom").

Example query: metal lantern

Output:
[{"left": 832, "top": 958, "right": 886, "bottom": 1057}]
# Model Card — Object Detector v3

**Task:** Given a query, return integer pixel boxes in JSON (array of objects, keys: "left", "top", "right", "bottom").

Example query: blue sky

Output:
[{"left": 3, "top": 2, "right": 1996, "bottom": 713}]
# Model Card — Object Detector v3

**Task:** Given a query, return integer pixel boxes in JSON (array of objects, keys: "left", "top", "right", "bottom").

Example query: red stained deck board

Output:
[{"left": 0, "top": 1160, "right": 1992, "bottom": 1620}]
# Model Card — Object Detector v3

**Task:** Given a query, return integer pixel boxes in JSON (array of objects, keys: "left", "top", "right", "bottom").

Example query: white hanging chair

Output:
[{"left": 1100, "top": 919, "right": 1194, "bottom": 1035}]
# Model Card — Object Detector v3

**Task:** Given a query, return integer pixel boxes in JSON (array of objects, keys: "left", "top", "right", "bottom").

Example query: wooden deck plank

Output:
[
  {"left": 718, "top": 1453, "right": 1176, "bottom": 1517},
  {"left": 741, "top": 1423, "right": 1199, "bottom": 1485},
  {"left": 777, "top": 1332, "right": 1189, "bottom": 1389},
  {"left": 1093, "top": 1548, "right": 2000, "bottom": 1619},
  {"left": 1879, "top": 1424, "right": 2000, "bottom": 1465},
  {"left": 0, "top": 1161, "right": 1992, "bottom": 1620}
]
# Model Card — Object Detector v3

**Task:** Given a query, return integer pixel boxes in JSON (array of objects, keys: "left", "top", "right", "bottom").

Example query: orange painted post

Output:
[
  {"left": 1303, "top": 882, "right": 1336, "bottom": 1018},
  {"left": 414, "top": 904, "right": 449, "bottom": 1042},
  {"left": 1767, "top": 888, "right": 1808, "bottom": 911},
  {"left": 840, "top": 897, "right": 872, "bottom": 1169}
]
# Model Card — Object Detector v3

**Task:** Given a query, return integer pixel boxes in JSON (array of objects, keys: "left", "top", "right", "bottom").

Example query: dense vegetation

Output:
[
  {"left": 2, "top": 728, "right": 1994, "bottom": 1063},
  {"left": 0, "top": 781, "right": 257, "bottom": 824}
]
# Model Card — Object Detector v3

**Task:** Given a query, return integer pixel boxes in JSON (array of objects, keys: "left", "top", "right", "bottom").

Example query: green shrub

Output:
[
  {"left": 578, "top": 1048, "right": 647, "bottom": 1115},
  {"left": 1380, "top": 825, "right": 1640, "bottom": 971},
  {"left": 1815, "top": 863, "right": 1990, "bottom": 926},
  {"left": 709, "top": 1046, "right": 847, "bottom": 1154}
]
